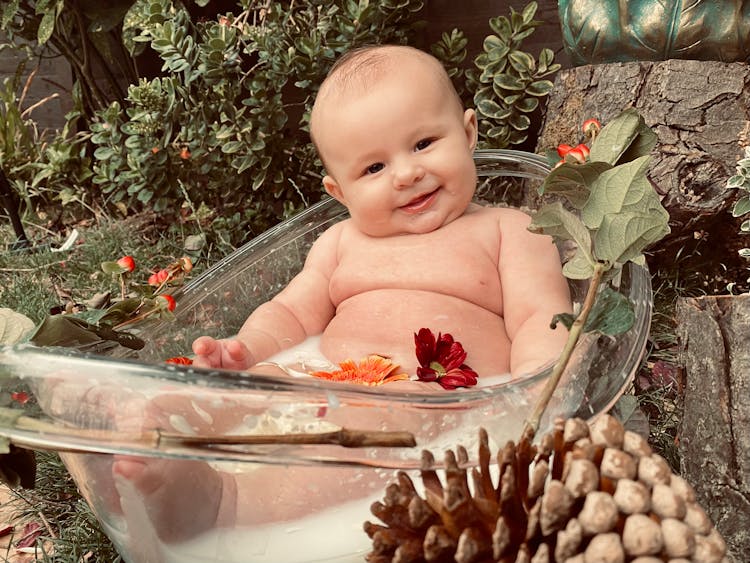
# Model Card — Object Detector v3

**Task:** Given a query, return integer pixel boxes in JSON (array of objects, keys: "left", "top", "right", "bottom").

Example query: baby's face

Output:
[{"left": 314, "top": 56, "right": 478, "bottom": 237}]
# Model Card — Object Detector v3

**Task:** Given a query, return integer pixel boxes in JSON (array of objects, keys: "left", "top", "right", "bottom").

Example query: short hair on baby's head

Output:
[{"left": 309, "top": 44, "right": 463, "bottom": 152}]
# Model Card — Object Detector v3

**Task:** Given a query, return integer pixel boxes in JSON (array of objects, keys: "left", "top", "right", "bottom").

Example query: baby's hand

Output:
[{"left": 191, "top": 336, "right": 253, "bottom": 370}]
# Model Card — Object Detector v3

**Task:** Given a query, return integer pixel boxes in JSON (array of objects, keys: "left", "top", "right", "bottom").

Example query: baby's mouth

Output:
[{"left": 400, "top": 189, "right": 438, "bottom": 213}]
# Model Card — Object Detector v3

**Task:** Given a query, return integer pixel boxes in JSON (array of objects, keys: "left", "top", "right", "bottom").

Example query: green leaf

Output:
[
  {"left": 732, "top": 196, "right": 750, "bottom": 217},
  {"left": 1, "top": 0, "right": 20, "bottom": 28},
  {"left": 521, "top": 1, "right": 538, "bottom": 24},
  {"left": 562, "top": 253, "right": 596, "bottom": 279},
  {"left": 0, "top": 309, "right": 35, "bottom": 345},
  {"left": 100, "top": 260, "right": 128, "bottom": 275},
  {"left": 581, "top": 155, "right": 652, "bottom": 229},
  {"left": 476, "top": 98, "right": 503, "bottom": 118},
  {"left": 494, "top": 74, "right": 525, "bottom": 91},
  {"left": 509, "top": 112, "right": 531, "bottom": 131},
  {"left": 551, "top": 286, "right": 634, "bottom": 335},
  {"left": 525, "top": 79, "right": 553, "bottom": 96},
  {"left": 583, "top": 285, "right": 635, "bottom": 335},
  {"left": 37, "top": 9, "right": 56, "bottom": 44},
  {"left": 508, "top": 50, "right": 535, "bottom": 73},
  {"left": 594, "top": 209, "right": 670, "bottom": 266},
  {"left": 28, "top": 315, "right": 144, "bottom": 352},
  {"left": 588, "top": 108, "right": 656, "bottom": 165},
  {"left": 514, "top": 96, "right": 538, "bottom": 113},
  {"left": 727, "top": 174, "right": 747, "bottom": 189},
  {"left": 539, "top": 161, "right": 612, "bottom": 208},
  {"left": 529, "top": 201, "right": 596, "bottom": 273}
]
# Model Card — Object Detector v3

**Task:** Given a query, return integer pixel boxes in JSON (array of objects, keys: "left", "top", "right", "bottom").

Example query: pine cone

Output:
[{"left": 364, "top": 414, "right": 728, "bottom": 563}]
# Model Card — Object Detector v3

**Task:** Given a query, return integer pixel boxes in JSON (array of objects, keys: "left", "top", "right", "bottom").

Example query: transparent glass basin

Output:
[{"left": 0, "top": 150, "right": 652, "bottom": 563}]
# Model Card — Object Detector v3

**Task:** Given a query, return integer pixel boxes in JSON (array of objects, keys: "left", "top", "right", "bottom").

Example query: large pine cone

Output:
[{"left": 364, "top": 414, "right": 727, "bottom": 563}]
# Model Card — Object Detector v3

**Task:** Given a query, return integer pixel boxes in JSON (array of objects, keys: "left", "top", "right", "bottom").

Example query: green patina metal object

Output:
[{"left": 559, "top": 0, "right": 750, "bottom": 65}]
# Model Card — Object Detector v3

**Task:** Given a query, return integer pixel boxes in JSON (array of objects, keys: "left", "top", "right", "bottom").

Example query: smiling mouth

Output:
[{"left": 400, "top": 189, "right": 438, "bottom": 213}]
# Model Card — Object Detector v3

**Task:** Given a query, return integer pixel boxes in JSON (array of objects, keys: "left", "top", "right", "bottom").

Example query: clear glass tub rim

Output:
[{"left": 0, "top": 149, "right": 652, "bottom": 465}]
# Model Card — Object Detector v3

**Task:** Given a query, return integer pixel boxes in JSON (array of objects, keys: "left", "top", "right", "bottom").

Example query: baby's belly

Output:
[{"left": 321, "top": 289, "right": 511, "bottom": 376}]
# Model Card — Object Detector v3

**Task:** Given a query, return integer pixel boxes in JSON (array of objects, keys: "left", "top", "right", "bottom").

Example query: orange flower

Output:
[
  {"left": 165, "top": 356, "right": 193, "bottom": 365},
  {"left": 311, "top": 355, "right": 409, "bottom": 386},
  {"left": 180, "top": 147, "right": 191, "bottom": 160}
]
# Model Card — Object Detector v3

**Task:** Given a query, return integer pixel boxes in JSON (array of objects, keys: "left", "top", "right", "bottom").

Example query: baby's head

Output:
[{"left": 310, "top": 45, "right": 478, "bottom": 237}]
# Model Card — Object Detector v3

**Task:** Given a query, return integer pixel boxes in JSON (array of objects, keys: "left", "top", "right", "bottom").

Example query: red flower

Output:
[
  {"left": 11, "top": 391, "right": 29, "bottom": 405},
  {"left": 116, "top": 255, "right": 136, "bottom": 273},
  {"left": 157, "top": 294, "right": 176, "bottom": 312},
  {"left": 165, "top": 356, "right": 193, "bottom": 365},
  {"left": 414, "top": 328, "right": 478, "bottom": 390},
  {"left": 180, "top": 147, "right": 191, "bottom": 160}
]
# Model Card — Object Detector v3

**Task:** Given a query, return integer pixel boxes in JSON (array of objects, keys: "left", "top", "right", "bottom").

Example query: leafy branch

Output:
[{"left": 523, "top": 108, "right": 670, "bottom": 438}]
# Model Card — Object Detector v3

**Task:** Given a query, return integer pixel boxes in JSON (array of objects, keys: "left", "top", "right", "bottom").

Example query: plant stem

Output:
[{"left": 522, "top": 261, "right": 607, "bottom": 441}]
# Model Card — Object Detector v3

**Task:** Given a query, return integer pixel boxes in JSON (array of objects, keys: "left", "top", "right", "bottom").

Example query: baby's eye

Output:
[
  {"left": 415, "top": 138, "right": 433, "bottom": 151},
  {"left": 365, "top": 162, "right": 384, "bottom": 175}
]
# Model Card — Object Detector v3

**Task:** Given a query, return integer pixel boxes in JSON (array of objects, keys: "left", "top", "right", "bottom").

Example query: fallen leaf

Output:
[{"left": 15, "top": 522, "right": 42, "bottom": 549}]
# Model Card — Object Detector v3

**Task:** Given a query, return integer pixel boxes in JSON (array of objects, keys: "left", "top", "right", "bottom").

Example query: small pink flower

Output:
[
  {"left": 414, "top": 328, "right": 478, "bottom": 390},
  {"left": 116, "top": 255, "right": 136, "bottom": 273}
]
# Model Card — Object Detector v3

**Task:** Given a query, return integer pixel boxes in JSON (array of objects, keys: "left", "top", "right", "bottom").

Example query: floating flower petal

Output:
[
  {"left": 165, "top": 356, "right": 193, "bottom": 365},
  {"left": 311, "top": 355, "right": 409, "bottom": 386}
]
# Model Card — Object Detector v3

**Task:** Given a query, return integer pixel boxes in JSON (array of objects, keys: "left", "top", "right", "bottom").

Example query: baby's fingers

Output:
[{"left": 220, "top": 340, "right": 252, "bottom": 370}]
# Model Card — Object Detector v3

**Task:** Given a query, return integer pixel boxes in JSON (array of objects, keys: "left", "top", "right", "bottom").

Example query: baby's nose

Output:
[{"left": 393, "top": 160, "right": 425, "bottom": 188}]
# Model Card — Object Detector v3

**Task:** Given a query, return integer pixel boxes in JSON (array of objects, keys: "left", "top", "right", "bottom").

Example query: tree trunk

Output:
[
  {"left": 676, "top": 295, "right": 750, "bottom": 561},
  {"left": 534, "top": 59, "right": 750, "bottom": 263}
]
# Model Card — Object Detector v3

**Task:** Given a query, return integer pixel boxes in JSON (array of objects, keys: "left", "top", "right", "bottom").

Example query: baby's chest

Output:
[{"left": 329, "top": 237, "right": 502, "bottom": 309}]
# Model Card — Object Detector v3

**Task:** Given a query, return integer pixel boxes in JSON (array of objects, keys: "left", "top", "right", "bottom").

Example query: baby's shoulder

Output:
[{"left": 473, "top": 204, "right": 532, "bottom": 228}]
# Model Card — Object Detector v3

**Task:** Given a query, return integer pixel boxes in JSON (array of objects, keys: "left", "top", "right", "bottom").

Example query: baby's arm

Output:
[
  {"left": 192, "top": 224, "right": 341, "bottom": 369},
  {"left": 497, "top": 209, "right": 573, "bottom": 376}
]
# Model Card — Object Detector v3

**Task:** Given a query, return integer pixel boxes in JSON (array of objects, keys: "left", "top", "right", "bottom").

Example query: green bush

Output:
[
  {"left": 88, "top": 0, "right": 427, "bottom": 243},
  {"left": 1, "top": 1, "right": 559, "bottom": 247}
]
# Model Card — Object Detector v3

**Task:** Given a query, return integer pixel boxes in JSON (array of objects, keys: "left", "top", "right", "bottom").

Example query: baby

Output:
[
  {"left": 192, "top": 44, "right": 571, "bottom": 380},
  {"left": 110, "top": 44, "right": 573, "bottom": 546}
]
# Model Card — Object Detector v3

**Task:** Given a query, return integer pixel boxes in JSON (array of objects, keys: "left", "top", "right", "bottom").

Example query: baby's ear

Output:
[
  {"left": 323, "top": 175, "right": 346, "bottom": 205},
  {"left": 463, "top": 109, "right": 478, "bottom": 151}
]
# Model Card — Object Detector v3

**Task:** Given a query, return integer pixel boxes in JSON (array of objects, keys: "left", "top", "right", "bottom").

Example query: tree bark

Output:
[
  {"left": 534, "top": 59, "right": 750, "bottom": 260},
  {"left": 676, "top": 295, "right": 750, "bottom": 561}
]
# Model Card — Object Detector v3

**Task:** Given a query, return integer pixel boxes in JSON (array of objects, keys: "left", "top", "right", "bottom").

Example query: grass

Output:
[
  {"left": 2, "top": 452, "right": 122, "bottom": 563},
  {"left": 0, "top": 213, "right": 219, "bottom": 325},
  {"left": 0, "top": 211, "right": 222, "bottom": 562}
]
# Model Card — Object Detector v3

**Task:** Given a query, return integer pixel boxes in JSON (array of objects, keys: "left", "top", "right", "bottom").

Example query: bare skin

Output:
[
  {"left": 113, "top": 45, "right": 573, "bottom": 545},
  {"left": 193, "top": 47, "right": 571, "bottom": 379}
]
